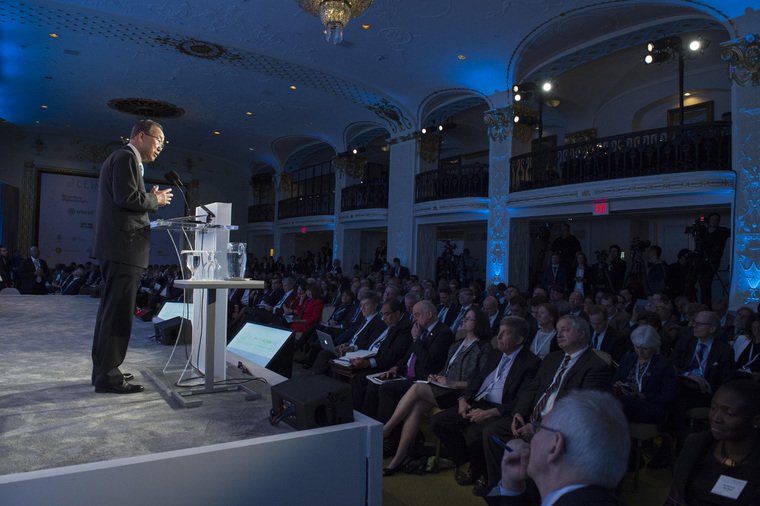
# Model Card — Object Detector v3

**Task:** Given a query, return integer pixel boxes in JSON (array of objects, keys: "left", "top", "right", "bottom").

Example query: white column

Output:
[
  {"left": 387, "top": 136, "right": 418, "bottom": 270},
  {"left": 726, "top": 11, "right": 760, "bottom": 309}
]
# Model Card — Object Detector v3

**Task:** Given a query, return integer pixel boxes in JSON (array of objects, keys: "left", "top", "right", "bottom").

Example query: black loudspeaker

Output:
[
  {"left": 155, "top": 317, "right": 192, "bottom": 345},
  {"left": 136, "top": 308, "right": 153, "bottom": 322},
  {"left": 270, "top": 375, "right": 353, "bottom": 430}
]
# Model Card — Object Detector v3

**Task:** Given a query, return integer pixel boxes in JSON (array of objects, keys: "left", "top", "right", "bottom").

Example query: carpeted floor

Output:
[{"left": 0, "top": 294, "right": 293, "bottom": 476}]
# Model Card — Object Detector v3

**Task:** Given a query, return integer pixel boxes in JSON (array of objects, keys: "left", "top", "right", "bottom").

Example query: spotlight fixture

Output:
[
  {"left": 512, "top": 82, "right": 536, "bottom": 102},
  {"left": 421, "top": 127, "right": 428, "bottom": 134},
  {"left": 438, "top": 122, "right": 457, "bottom": 132},
  {"left": 352, "top": 147, "right": 366, "bottom": 154}
]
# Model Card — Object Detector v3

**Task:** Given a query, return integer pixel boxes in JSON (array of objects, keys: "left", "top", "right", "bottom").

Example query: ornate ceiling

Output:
[{"left": 0, "top": 0, "right": 748, "bottom": 173}]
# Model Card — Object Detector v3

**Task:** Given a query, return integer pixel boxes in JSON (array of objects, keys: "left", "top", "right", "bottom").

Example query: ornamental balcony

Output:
[
  {"left": 509, "top": 122, "right": 731, "bottom": 193},
  {"left": 277, "top": 193, "right": 335, "bottom": 220},
  {"left": 341, "top": 181, "right": 389, "bottom": 211},
  {"left": 414, "top": 163, "right": 490, "bottom": 203}
]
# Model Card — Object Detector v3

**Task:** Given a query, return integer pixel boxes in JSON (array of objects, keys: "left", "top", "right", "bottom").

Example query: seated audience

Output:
[
  {"left": 527, "top": 302, "right": 558, "bottom": 359},
  {"left": 381, "top": 307, "right": 491, "bottom": 476}
]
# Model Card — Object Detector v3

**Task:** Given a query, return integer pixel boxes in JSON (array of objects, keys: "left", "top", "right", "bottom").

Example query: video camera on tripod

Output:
[
  {"left": 684, "top": 217, "right": 707, "bottom": 242},
  {"left": 595, "top": 250, "right": 609, "bottom": 263},
  {"left": 630, "top": 237, "right": 651, "bottom": 255},
  {"left": 530, "top": 222, "right": 553, "bottom": 241}
]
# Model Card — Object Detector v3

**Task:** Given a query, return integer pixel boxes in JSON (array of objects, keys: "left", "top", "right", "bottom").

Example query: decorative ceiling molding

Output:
[{"left": 107, "top": 98, "right": 185, "bottom": 118}]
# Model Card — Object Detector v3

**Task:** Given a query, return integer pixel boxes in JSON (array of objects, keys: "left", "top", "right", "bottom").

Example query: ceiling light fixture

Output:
[{"left": 296, "top": 0, "right": 375, "bottom": 44}]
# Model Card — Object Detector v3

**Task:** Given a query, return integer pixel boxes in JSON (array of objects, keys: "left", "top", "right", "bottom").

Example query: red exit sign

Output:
[{"left": 594, "top": 201, "right": 609, "bottom": 215}]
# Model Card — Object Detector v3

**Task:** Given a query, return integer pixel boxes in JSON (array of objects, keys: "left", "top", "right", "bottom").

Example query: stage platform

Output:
[{"left": 0, "top": 294, "right": 381, "bottom": 505}]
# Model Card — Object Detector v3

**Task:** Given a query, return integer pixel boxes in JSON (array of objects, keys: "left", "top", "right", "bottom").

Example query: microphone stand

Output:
[{"left": 167, "top": 175, "right": 216, "bottom": 224}]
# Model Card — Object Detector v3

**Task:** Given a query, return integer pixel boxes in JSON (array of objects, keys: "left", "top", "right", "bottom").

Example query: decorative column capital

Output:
[
  {"left": 483, "top": 105, "right": 537, "bottom": 143},
  {"left": 721, "top": 33, "right": 760, "bottom": 87}
]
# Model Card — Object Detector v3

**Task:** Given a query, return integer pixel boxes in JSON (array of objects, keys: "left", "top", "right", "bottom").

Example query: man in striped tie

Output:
[{"left": 481, "top": 315, "right": 613, "bottom": 495}]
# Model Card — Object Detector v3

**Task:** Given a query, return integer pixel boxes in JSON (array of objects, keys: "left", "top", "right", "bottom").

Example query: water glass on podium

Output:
[{"left": 227, "top": 242, "right": 247, "bottom": 279}]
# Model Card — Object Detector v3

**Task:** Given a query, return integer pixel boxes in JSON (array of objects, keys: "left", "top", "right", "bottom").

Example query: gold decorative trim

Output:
[{"left": 721, "top": 34, "right": 760, "bottom": 87}]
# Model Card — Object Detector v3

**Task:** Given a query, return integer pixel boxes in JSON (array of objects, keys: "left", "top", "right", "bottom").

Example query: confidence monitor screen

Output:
[
  {"left": 227, "top": 322, "right": 294, "bottom": 378},
  {"left": 156, "top": 301, "right": 193, "bottom": 322}
]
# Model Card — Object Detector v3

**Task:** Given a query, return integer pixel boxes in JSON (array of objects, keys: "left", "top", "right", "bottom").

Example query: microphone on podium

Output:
[{"left": 164, "top": 171, "right": 216, "bottom": 222}]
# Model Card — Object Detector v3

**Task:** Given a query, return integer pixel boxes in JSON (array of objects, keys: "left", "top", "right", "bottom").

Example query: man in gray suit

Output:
[{"left": 90, "top": 120, "right": 173, "bottom": 394}]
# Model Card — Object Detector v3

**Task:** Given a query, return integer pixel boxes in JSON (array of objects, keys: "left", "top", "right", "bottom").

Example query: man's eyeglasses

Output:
[
  {"left": 530, "top": 421, "right": 560, "bottom": 435},
  {"left": 144, "top": 132, "right": 167, "bottom": 147}
]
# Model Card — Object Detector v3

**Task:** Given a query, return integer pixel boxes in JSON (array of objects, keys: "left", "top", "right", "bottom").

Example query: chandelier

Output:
[{"left": 296, "top": 0, "right": 375, "bottom": 44}]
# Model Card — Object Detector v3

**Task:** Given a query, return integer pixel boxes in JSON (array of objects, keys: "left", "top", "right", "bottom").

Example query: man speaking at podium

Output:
[{"left": 90, "top": 120, "right": 173, "bottom": 394}]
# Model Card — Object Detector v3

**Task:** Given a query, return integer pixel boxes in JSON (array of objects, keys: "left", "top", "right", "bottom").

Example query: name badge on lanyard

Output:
[{"left": 711, "top": 475, "right": 747, "bottom": 499}]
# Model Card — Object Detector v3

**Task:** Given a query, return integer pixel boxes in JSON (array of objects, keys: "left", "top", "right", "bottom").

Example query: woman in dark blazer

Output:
[{"left": 613, "top": 324, "right": 676, "bottom": 425}]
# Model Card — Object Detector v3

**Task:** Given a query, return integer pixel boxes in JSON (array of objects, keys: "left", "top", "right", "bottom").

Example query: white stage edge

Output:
[{"left": 0, "top": 412, "right": 382, "bottom": 506}]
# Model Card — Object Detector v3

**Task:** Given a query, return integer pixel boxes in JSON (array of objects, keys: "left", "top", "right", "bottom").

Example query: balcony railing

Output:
[
  {"left": 509, "top": 121, "right": 731, "bottom": 193},
  {"left": 277, "top": 193, "right": 335, "bottom": 220},
  {"left": 247, "top": 203, "right": 274, "bottom": 223},
  {"left": 341, "top": 182, "right": 389, "bottom": 211},
  {"left": 415, "top": 163, "right": 490, "bottom": 203}
]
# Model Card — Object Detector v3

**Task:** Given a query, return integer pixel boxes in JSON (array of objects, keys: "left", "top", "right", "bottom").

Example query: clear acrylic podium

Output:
[{"left": 151, "top": 202, "right": 264, "bottom": 407}]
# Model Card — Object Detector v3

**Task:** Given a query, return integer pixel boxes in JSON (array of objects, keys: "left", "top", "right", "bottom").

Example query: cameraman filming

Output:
[
  {"left": 592, "top": 244, "right": 626, "bottom": 294},
  {"left": 697, "top": 212, "right": 731, "bottom": 304}
]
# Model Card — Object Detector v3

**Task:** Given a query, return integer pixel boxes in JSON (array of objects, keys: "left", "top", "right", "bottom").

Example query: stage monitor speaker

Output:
[
  {"left": 155, "top": 317, "right": 192, "bottom": 345},
  {"left": 226, "top": 322, "right": 295, "bottom": 378},
  {"left": 136, "top": 308, "right": 153, "bottom": 321},
  {"left": 270, "top": 375, "right": 353, "bottom": 430}
]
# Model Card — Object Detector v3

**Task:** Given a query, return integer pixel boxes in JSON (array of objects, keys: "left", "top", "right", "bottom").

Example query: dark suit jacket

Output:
[
  {"left": 464, "top": 347, "right": 541, "bottom": 415},
  {"left": 372, "top": 317, "right": 413, "bottom": 370},
  {"left": 61, "top": 276, "right": 85, "bottom": 295},
  {"left": 485, "top": 484, "right": 624, "bottom": 506},
  {"left": 437, "top": 302, "right": 461, "bottom": 328},
  {"left": 613, "top": 352, "right": 676, "bottom": 407},
  {"left": 671, "top": 335, "right": 736, "bottom": 393},
  {"left": 396, "top": 320, "right": 454, "bottom": 379},
  {"left": 541, "top": 265, "right": 568, "bottom": 291},
  {"left": 593, "top": 326, "right": 628, "bottom": 365},
  {"left": 0, "top": 257, "right": 12, "bottom": 288},
  {"left": 489, "top": 311, "right": 504, "bottom": 337},
  {"left": 91, "top": 146, "right": 158, "bottom": 267},
  {"left": 351, "top": 314, "right": 388, "bottom": 351},
  {"left": 513, "top": 348, "right": 613, "bottom": 419},
  {"left": 19, "top": 257, "right": 50, "bottom": 294}
]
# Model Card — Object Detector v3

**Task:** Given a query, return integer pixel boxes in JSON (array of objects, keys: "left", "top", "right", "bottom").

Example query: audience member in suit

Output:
[
  {"left": 540, "top": 253, "right": 567, "bottom": 293},
  {"left": 431, "top": 316, "right": 541, "bottom": 493},
  {"left": 361, "top": 300, "right": 454, "bottom": 422},
  {"left": 483, "top": 296, "right": 503, "bottom": 338},
  {"left": 587, "top": 304, "right": 628, "bottom": 365},
  {"left": 730, "top": 306, "right": 755, "bottom": 342},
  {"left": 60, "top": 267, "right": 86, "bottom": 295},
  {"left": 652, "top": 310, "right": 736, "bottom": 466},
  {"left": 18, "top": 245, "right": 51, "bottom": 294},
  {"left": 484, "top": 390, "right": 629, "bottom": 506},
  {"left": 508, "top": 296, "right": 537, "bottom": 342},
  {"left": 0, "top": 244, "right": 14, "bottom": 289},
  {"left": 548, "top": 284, "right": 570, "bottom": 314},
  {"left": 613, "top": 325, "right": 676, "bottom": 426},
  {"left": 436, "top": 286, "right": 461, "bottom": 328},
  {"left": 482, "top": 315, "right": 613, "bottom": 493},
  {"left": 449, "top": 287, "right": 475, "bottom": 335},
  {"left": 307, "top": 290, "right": 386, "bottom": 375},
  {"left": 559, "top": 290, "right": 589, "bottom": 321},
  {"left": 380, "top": 307, "right": 492, "bottom": 476},
  {"left": 600, "top": 292, "right": 630, "bottom": 336},
  {"left": 391, "top": 257, "right": 410, "bottom": 281},
  {"left": 250, "top": 277, "right": 295, "bottom": 324},
  {"left": 350, "top": 299, "right": 413, "bottom": 410},
  {"left": 403, "top": 292, "right": 420, "bottom": 323},
  {"left": 271, "top": 278, "right": 307, "bottom": 328}
]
